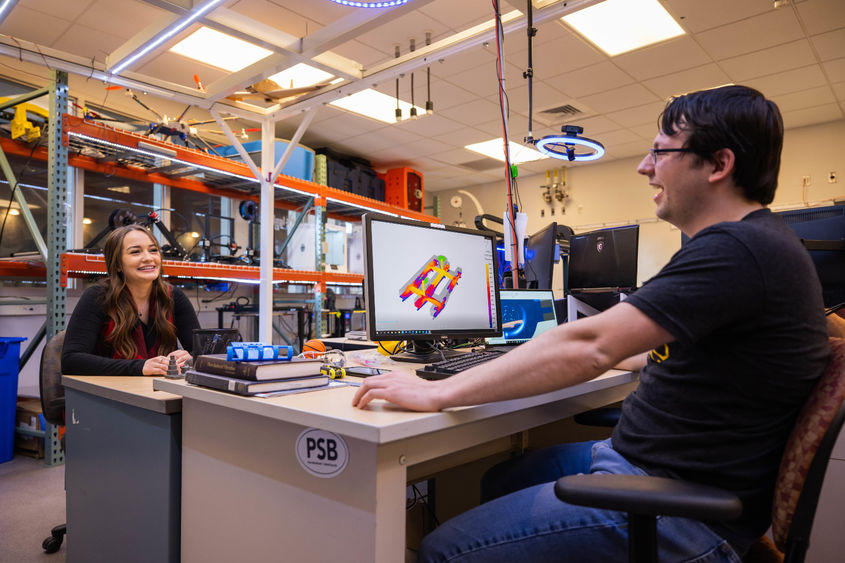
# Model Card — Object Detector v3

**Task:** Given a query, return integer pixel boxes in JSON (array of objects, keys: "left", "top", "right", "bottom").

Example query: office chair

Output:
[
  {"left": 555, "top": 337, "right": 845, "bottom": 563},
  {"left": 38, "top": 330, "right": 66, "bottom": 554}
]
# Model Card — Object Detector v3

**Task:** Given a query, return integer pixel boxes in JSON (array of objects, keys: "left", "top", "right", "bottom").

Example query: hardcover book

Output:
[
  {"left": 185, "top": 370, "right": 329, "bottom": 395},
  {"left": 193, "top": 353, "right": 322, "bottom": 381}
]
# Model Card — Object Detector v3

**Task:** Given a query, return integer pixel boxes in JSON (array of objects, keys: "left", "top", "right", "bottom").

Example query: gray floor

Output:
[{"left": 0, "top": 455, "right": 67, "bottom": 563}]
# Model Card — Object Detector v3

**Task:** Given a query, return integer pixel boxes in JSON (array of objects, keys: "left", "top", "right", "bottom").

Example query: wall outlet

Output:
[
  {"left": 802, "top": 175, "right": 812, "bottom": 187},
  {"left": 829, "top": 171, "right": 838, "bottom": 183}
]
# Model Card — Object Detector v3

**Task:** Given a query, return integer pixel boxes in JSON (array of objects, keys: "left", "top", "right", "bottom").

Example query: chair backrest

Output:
[
  {"left": 38, "top": 331, "right": 66, "bottom": 426},
  {"left": 771, "top": 336, "right": 845, "bottom": 556}
]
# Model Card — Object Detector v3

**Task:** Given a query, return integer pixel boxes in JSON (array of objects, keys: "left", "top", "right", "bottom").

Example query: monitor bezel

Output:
[{"left": 362, "top": 213, "right": 503, "bottom": 342}]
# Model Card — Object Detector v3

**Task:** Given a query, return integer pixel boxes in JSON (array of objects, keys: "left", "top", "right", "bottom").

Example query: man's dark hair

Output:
[{"left": 659, "top": 85, "right": 783, "bottom": 205}]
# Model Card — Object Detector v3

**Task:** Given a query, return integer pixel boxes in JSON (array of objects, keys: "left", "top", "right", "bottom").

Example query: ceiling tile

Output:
[
  {"left": 746, "top": 64, "right": 829, "bottom": 97},
  {"left": 52, "top": 23, "right": 125, "bottom": 63},
  {"left": 430, "top": 128, "right": 490, "bottom": 150},
  {"left": 578, "top": 84, "right": 660, "bottom": 114},
  {"left": 598, "top": 128, "right": 642, "bottom": 146},
  {"left": 832, "top": 81, "right": 845, "bottom": 101},
  {"left": 437, "top": 97, "right": 501, "bottom": 126},
  {"left": 606, "top": 101, "right": 667, "bottom": 128},
  {"left": 530, "top": 30, "right": 607, "bottom": 80},
  {"left": 822, "top": 57, "right": 845, "bottom": 84},
  {"left": 694, "top": 8, "right": 804, "bottom": 60},
  {"left": 811, "top": 28, "right": 845, "bottom": 62},
  {"left": 394, "top": 137, "right": 456, "bottom": 158},
  {"left": 79, "top": 0, "right": 165, "bottom": 39},
  {"left": 605, "top": 140, "right": 650, "bottom": 160},
  {"left": 547, "top": 62, "right": 635, "bottom": 99},
  {"left": 499, "top": 82, "right": 571, "bottom": 118},
  {"left": 424, "top": 79, "right": 478, "bottom": 111},
  {"left": 231, "top": 0, "right": 317, "bottom": 38},
  {"left": 354, "top": 11, "right": 447, "bottom": 56},
  {"left": 391, "top": 112, "right": 466, "bottom": 137},
  {"left": 452, "top": 59, "right": 519, "bottom": 98},
  {"left": 780, "top": 102, "right": 844, "bottom": 129},
  {"left": 418, "top": 0, "right": 494, "bottom": 32},
  {"left": 718, "top": 39, "right": 817, "bottom": 82},
  {"left": 431, "top": 45, "right": 497, "bottom": 78},
  {"left": 333, "top": 40, "right": 389, "bottom": 69},
  {"left": 630, "top": 123, "right": 660, "bottom": 140},
  {"left": 2, "top": 6, "right": 71, "bottom": 47},
  {"left": 771, "top": 86, "right": 837, "bottom": 113},
  {"left": 795, "top": 0, "right": 845, "bottom": 35},
  {"left": 642, "top": 63, "right": 732, "bottom": 99},
  {"left": 661, "top": 0, "right": 774, "bottom": 34},
  {"left": 18, "top": 0, "right": 97, "bottom": 22},
  {"left": 561, "top": 114, "right": 629, "bottom": 136},
  {"left": 613, "top": 36, "right": 712, "bottom": 81}
]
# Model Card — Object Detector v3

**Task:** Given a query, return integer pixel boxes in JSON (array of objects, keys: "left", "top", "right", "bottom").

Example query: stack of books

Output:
[{"left": 185, "top": 353, "right": 328, "bottom": 396}]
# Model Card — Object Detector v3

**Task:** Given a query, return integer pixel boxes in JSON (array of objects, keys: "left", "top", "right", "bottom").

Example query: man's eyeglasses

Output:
[{"left": 648, "top": 147, "right": 695, "bottom": 165}]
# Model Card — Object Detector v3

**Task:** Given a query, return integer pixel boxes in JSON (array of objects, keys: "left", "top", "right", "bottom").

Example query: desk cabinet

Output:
[{"left": 64, "top": 378, "right": 181, "bottom": 563}]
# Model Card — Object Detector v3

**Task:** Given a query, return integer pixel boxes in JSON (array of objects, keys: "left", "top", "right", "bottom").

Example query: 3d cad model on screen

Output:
[{"left": 399, "top": 254, "right": 462, "bottom": 318}]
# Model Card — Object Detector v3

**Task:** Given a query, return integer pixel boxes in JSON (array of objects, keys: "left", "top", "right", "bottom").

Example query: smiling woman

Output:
[{"left": 61, "top": 224, "right": 200, "bottom": 377}]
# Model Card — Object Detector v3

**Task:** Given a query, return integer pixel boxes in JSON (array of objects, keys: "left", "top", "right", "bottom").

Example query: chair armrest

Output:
[
  {"left": 554, "top": 474, "right": 742, "bottom": 521},
  {"left": 573, "top": 407, "right": 621, "bottom": 427}
]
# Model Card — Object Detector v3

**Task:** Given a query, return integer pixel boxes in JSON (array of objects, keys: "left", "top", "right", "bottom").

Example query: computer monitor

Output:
[
  {"left": 362, "top": 214, "right": 502, "bottom": 362},
  {"left": 486, "top": 289, "right": 556, "bottom": 346},
  {"left": 777, "top": 204, "right": 845, "bottom": 307},
  {"left": 524, "top": 223, "right": 558, "bottom": 290},
  {"left": 568, "top": 224, "right": 639, "bottom": 292}
]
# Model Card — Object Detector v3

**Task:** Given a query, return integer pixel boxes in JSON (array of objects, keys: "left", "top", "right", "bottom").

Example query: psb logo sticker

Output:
[{"left": 296, "top": 429, "right": 349, "bottom": 478}]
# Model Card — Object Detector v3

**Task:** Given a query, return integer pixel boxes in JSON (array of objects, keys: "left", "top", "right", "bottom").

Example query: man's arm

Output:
[{"left": 352, "top": 302, "right": 672, "bottom": 411}]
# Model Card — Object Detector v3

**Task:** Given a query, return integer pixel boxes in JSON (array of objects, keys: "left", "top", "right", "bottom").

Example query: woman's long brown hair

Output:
[{"left": 101, "top": 224, "right": 177, "bottom": 359}]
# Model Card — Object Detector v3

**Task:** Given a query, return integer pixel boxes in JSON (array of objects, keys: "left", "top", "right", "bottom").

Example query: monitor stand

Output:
[{"left": 391, "top": 340, "right": 463, "bottom": 364}]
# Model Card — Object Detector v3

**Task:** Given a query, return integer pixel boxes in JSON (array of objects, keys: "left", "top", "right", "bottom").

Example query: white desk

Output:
[{"left": 155, "top": 369, "right": 637, "bottom": 563}]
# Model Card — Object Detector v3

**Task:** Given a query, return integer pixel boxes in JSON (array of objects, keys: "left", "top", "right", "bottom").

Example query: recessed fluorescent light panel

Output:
[
  {"left": 329, "top": 89, "right": 424, "bottom": 124},
  {"left": 268, "top": 64, "right": 335, "bottom": 88},
  {"left": 465, "top": 139, "right": 547, "bottom": 164},
  {"left": 169, "top": 27, "right": 272, "bottom": 72},
  {"left": 562, "top": 0, "right": 685, "bottom": 56}
]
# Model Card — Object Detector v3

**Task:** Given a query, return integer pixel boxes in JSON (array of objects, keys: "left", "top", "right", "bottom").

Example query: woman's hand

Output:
[
  {"left": 143, "top": 355, "right": 171, "bottom": 375},
  {"left": 142, "top": 350, "right": 192, "bottom": 375}
]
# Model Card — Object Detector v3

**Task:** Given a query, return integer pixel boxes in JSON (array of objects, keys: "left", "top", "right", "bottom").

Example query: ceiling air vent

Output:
[
  {"left": 540, "top": 103, "right": 582, "bottom": 117},
  {"left": 459, "top": 158, "right": 502, "bottom": 171},
  {"left": 535, "top": 101, "right": 594, "bottom": 126}
]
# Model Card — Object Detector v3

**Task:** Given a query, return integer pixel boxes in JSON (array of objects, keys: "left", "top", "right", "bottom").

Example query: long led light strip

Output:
[
  {"left": 109, "top": 0, "right": 226, "bottom": 75},
  {"left": 328, "top": 0, "right": 410, "bottom": 7}
]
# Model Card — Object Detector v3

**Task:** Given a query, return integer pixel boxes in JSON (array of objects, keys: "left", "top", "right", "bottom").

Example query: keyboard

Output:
[{"left": 415, "top": 350, "right": 504, "bottom": 380}]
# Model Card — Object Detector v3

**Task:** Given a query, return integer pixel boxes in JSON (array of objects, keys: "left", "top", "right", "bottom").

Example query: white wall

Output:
[{"left": 431, "top": 118, "right": 845, "bottom": 294}]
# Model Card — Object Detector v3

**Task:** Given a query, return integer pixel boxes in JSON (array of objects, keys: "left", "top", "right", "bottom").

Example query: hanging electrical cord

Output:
[
  {"left": 492, "top": 0, "right": 518, "bottom": 286},
  {"left": 409, "top": 38, "right": 418, "bottom": 119},
  {"left": 425, "top": 31, "right": 434, "bottom": 115},
  {"left": 394, "top": 45, "right": 402, "bottom": 121}
]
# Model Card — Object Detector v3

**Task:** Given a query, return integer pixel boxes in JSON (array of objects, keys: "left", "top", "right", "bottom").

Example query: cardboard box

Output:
[{"left": 15, "top": 397, "right": 44, "bottom": 458}]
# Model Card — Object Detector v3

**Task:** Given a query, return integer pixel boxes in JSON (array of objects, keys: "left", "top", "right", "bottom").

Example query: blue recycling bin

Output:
[{"left": 0, "top": 337, "right": 27, "bottom": 463}]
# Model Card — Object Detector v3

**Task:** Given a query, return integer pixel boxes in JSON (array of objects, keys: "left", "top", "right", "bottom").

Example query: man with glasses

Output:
[{"left": 353, "top": 85, "right": 830, "bottom": 562}]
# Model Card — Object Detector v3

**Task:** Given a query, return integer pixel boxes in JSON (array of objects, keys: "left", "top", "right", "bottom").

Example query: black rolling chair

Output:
[
  {"left": 555, "top": 337, "right": 845, "bottom": 563},
  {"left": 38, "top": 330, "right": 66, "bottom": 554}
]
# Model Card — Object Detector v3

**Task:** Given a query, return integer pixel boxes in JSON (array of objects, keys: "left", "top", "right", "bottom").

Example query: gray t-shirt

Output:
[{"left": 614, "top": 208, "right": 829, "bottom": 547}]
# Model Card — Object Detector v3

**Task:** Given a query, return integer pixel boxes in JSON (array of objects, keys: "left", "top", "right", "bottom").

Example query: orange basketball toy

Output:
[{"left": 302, "top": 339, "right": 326, "bottom": 358}]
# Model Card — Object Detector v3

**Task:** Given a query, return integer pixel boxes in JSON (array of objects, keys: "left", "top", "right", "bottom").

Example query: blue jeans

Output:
[{"left": 418, "top": 439, "right": 743, "bottom": 563}]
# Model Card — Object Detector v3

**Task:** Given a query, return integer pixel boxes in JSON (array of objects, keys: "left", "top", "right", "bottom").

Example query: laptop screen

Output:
[
  {"left": 568, "top": 224, "right": 639, "bottom": 292},
  {"left": 486, "top": 289, "right": 557, "bottom": 346}
]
